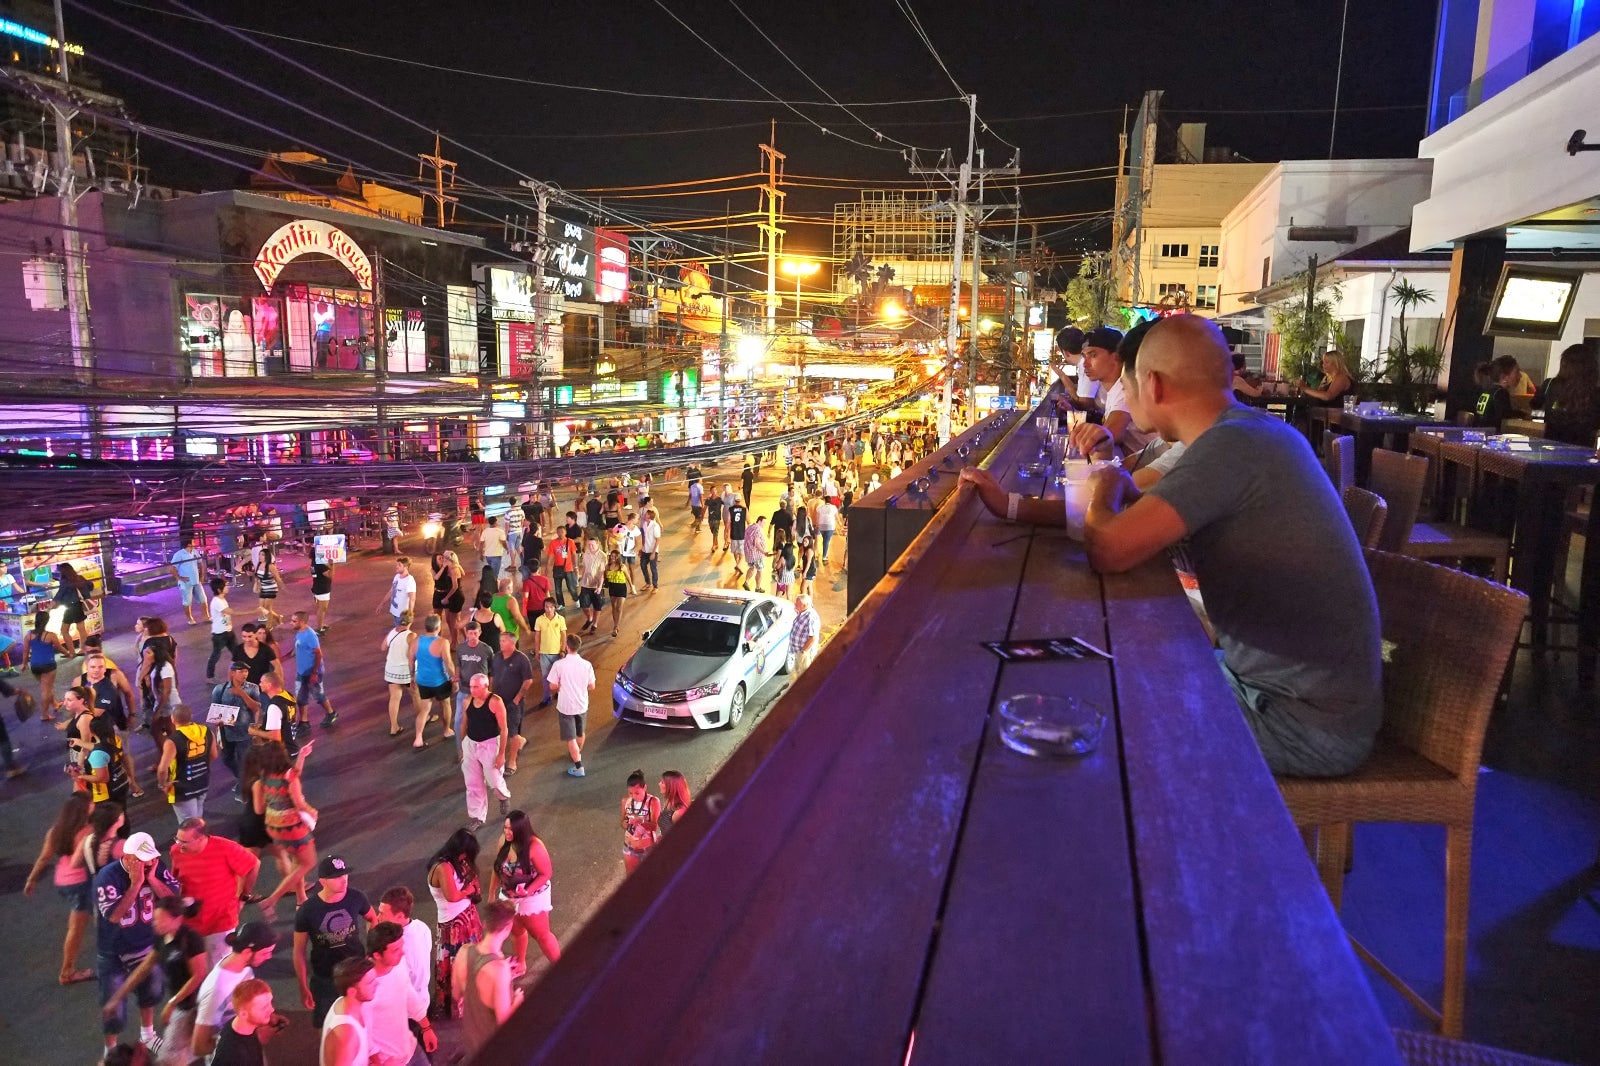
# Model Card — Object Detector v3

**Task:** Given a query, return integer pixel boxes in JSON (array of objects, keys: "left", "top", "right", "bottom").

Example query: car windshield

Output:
[{"left": 647, "top": 616, "right": 741, "bottom": 657}]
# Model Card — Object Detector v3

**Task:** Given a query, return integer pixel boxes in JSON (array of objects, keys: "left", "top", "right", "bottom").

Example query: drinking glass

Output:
[{"left": 999, "top": 694, "right": 1106, "bottom": 757}]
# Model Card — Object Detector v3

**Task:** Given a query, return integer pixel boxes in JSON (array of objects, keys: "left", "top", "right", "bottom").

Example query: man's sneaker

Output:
[
  {"left": 499, "top": 796, "right": 510, "bottom": 818},
  {"left": 466, "top": 818, "right": 484, "bottom": 831},
  {"left": 321, "top": 713, "right": 338, "bottom": 729},
  {"left": 565, "top": 765, "right": 586, "bottom": 778}
]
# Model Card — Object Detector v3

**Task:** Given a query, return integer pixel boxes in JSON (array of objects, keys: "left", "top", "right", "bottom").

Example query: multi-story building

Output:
[
  {"left": 1409, "top": 0, "right": 1600, "bottom": 408},
  {"left": 831, "top": 189, "right": 953, "bottom": 294},
  {"left": 1114, "top": 125, "right": 1271, "bottom": 315}
]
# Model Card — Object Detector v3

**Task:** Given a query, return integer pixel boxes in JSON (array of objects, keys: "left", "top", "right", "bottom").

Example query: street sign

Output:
[{"left": 987, "top": 395, "right": 1017, "bottom": 410}]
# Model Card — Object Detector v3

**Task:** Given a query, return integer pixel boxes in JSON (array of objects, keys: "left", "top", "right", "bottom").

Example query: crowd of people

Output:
[{"left": 1, "top": 445, "right": 873, "bottom": 1062}]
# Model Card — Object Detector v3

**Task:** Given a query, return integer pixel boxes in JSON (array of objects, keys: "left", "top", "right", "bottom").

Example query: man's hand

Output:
[
  {"left": 123, "top": 855, "right": 147, "bottom": 887},
  {"left": 301, "top": 984, "right": 315, "bottom": 1010},
  {"left": 159, "top": 1000, "right": 175, "bottom": 1028},
  {"left": 1069, "top": 422, "right": 1114, "bottom": 459},
  {"left": 1089, "top": 464, "right": 1134, "bottom": 510},
  {"left": 422, "top": 1027, "right": 439, "bottom": 1053},
  {"left": 958, "top": 467, "right": 1006, "bottom": 517}
]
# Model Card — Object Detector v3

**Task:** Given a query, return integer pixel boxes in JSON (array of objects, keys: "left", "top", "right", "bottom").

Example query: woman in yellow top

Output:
[{"left": 603, "top": 549, "right": 633, "bottom": 639}]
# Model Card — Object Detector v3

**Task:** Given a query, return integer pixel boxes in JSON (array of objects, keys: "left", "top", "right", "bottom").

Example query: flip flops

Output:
[{"left": 59, "top": 968, "right": 94, "bottom": 985}]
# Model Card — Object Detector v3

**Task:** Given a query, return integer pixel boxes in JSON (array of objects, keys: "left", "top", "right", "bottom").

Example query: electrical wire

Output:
[
  {"left": 105, "top": 0, "right": 963, "bottom": 109},
  {"left": 890, "top": 0, "right": 1021, "bottom": 155}
]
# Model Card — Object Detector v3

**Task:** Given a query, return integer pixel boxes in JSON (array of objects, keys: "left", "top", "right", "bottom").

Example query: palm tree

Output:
[{"left": 1391, "top": 279, "right": 1434, "bottom": 359}]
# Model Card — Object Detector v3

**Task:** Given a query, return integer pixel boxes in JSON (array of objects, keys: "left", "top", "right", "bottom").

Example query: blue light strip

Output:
[{"left": 0, "top": 17, "right": 85, "bottom": 57}]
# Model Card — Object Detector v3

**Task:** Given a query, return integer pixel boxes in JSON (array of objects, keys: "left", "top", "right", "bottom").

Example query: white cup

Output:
[{"left": 1063, "top": 480, "right": 1092, "bottom": 540}]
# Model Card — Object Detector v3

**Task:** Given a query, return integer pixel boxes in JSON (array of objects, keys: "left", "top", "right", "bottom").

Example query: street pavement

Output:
[{"left": 0, "top": 455, "right": 849, "bottom": 1065}]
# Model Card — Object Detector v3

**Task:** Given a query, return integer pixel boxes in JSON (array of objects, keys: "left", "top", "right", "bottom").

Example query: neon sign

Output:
[
  {"left": 0, "top": 18, "right": 84, "bottom": 57},
  {"left": 254, "top": 220, "right": 373, "bottom": 293}
]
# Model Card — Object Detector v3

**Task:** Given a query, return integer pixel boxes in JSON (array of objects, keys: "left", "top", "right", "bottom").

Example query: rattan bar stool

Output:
[
  {"left": 1393, "top": 1028, "right": 1571, "bottom": 1065},
  {"left": 1279, "top": 551, "right": 1527, "bottom": 1038},
  {"left": 1343, "top": 486, "right": 1388, "bottom": 549},
  {"left": 1325, "top": 433, "right": 1355, "bottom": 497}
]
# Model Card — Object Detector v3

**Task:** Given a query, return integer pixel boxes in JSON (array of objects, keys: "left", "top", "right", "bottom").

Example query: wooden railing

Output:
[{"left": 478, "top": 395, "right": 1401, "bottom": 1065}]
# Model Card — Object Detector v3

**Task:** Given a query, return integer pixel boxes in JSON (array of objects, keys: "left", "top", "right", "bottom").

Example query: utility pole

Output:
[
  {"left": 518, "top": 178, "right": 552, "bottom": 458},
  {"left": 416, "top": 132, "right": 458, "bottom": 228},
  {"left": 373, "top": 252, "right": 389, "bottom": 460},
  {"left": 758, "top": 123, "right": 786, "bottom": 342},
  {"left": 910, "top": 94, "right": 1017, "bottom": 440},
  {"left": 51, "top": 0, "right": 93, "bottom": 397}
]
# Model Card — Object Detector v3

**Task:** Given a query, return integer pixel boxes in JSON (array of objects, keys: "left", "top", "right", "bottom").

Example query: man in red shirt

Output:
[{"left": 169, "top": 817, "right": 262, "bottom": 964}]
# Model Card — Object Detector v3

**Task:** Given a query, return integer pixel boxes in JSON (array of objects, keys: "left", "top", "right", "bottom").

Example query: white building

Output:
[
  {"left": 1123, "top": 159, "right": 1273, "bottom": 314},
  {"left": 1408, "top": 0, "right": 1600, "bottom": 400},
  {"left": 1217, "top": 160, "right": 1435, "bottom": 317}
]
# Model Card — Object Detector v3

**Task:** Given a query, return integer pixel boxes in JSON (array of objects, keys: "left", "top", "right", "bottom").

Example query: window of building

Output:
[
  {"left": 182, "top": 293, "right": 289, "bottom": 379},
  {"left": 1261, "top": 257, "right": 1272, "bottom": 288},
  {"left": 1159, "top": 243, "right": 1191, "bottom": 259},
  {"left": 1196, "top": 285, "right": 1218, "bottom": 309},
  {"left": 1198, "top": 244, "right": 1219, "bottom": 268},
  {"left": 1157, "top": 283, "right": 1190, "bottom": 296}
]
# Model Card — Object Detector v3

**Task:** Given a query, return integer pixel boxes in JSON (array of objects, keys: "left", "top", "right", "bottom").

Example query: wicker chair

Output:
[
  {"left": 1403, "top": 444, "right": 1512, "bottom": 583},
  {"left": 1324, "top": 433, "right": 1355, "bottom": 497},
  {"left": 1368, "top": 448, "right": 1428, "bottom": 552},
  {"left": 1393, "top": 1028, "right": 1571, "bottom": 1065},
  {"left": 1342, "top": 486, "right": 1388, "bottom": 549},
  {"left": 1279, "top": 551, "right": 1527, "bottom": 1039}
]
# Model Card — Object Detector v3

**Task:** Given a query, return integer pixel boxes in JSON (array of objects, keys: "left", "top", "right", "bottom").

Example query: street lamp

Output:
[{"left": 780, "top": 258, "right": 820, "bottom": 324}]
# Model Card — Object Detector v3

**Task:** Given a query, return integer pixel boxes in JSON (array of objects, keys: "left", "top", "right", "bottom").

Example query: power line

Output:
[
  {"left": 105, "top": 0, "right": 962, "bottom": 108},
  {"left": 890, "top": 0, "right": 1020, "bottom": 154}
]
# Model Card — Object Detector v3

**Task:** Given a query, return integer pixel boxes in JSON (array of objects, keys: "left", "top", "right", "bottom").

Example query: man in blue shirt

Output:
[
  {"left": 169, "top": 536, "right": 209, "bottom": 626},
  {"left": 291, "top": 611, "right": 338, "bottom": 728},
  {"left": 211, "top": 661, "right": 262, "bottom": 799},
  {"left": 94, "top": 831, "right": 181, "bottom": 1052}
]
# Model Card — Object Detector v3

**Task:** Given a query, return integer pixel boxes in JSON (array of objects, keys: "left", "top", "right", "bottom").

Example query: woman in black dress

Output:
[
  {"left": 53, "top": 562, "right": 95, "bottom": 659},
  {"left": 431, "top": 551, "right": 467, "bottom": 642}
]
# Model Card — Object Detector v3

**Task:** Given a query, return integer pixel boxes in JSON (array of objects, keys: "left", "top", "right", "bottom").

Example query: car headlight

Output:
[
  {"left": 615, "top": 670, "right": 634, "bottom": 693},
  {"left": 685, "top": 682, "right": 722, "bottom": 700}
]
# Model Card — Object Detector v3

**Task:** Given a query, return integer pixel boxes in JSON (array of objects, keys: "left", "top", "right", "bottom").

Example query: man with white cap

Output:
[{"left": 92, "top": 831, "right": 181, "bottom": 1053}]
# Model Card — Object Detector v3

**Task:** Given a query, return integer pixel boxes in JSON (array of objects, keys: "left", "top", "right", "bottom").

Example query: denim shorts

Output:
[
  {"left": 57, "top": 879, "right": 92, "bottom": 913},
  {"left": 297, "top": 673, "right": 328, "bottom": 705}
]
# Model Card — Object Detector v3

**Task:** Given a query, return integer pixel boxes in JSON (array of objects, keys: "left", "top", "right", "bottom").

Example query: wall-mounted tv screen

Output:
[{"left": 1485, "top": 265, "right": 1581, "bottom": 341}]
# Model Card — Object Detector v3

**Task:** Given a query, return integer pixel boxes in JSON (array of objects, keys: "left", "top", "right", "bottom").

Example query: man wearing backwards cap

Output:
[
  {"left": 92, "top": 831, "right": 182, "bottom": 1052},
  {"left": 294, "top": 854, "right": 376, "bottom": 1027},
  {"left": 191, "top": 921, "right": 281, "bottom": 1060}
]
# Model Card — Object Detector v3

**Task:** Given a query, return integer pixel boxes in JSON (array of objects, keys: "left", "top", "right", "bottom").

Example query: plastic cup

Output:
[{"left": 998, "top": 694, "right": 1106, "bottom": 757}]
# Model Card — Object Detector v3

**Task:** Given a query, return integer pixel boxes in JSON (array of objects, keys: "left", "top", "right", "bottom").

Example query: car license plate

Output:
[{"left": 642, "top": 707, "right": 668, "bottom": 719}]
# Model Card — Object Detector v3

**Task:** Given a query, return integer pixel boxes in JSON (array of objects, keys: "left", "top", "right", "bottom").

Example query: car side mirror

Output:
[
  {"left": 743, "top": 641, "right": 753, "bottom": 654},
  {"left": 641, "top": 629, "right": 652, "bottom": 641}
]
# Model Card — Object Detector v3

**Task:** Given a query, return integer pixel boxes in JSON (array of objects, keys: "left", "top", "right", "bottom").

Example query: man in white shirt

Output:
[
  {"left": 365, "top": 922, "right": 436, "bottom": 1065},
  {"left": 478, "top": 517, "right": 508, "bottom": 579},
  {"left": 639, "top": 507, "right": 663, "bottom": 592},
  {"left": 375, "top": 887, "right": 432, "bottom": 1010},
  {"left": 503, "top": 505, "right": 525, "bottom": 573},
  {"left": 547, "top": 635, "right": 595, "bottom": 779},
  {"left": 378, "top": 557, "right": 417, "bottom": 629}
]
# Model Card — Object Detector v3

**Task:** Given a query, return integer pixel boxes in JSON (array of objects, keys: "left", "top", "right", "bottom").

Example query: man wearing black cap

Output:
[
  {"left": 294, "top": 855, "right": 376, "bottom": 1027},
  {"left": 192, "top": 922, "right": 280, "bottom": 1060}
]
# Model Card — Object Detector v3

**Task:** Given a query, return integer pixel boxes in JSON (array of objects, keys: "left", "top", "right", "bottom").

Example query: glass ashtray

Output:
[
  {"left": 998, "top": 694, "right": 1105, "bottom": 758},
  {"left": 1018, "top": 461, "right": 1047, "bottom": 477}
]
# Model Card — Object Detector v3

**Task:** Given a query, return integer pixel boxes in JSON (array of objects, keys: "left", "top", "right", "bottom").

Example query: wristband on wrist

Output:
[{"left": 1006, "top": 493, "right": 1021, "bottom": 522}]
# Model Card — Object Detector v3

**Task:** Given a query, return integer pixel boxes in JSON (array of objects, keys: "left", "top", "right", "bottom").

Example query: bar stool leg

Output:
[
  {"left": 1441, "top": 823, "right": 1472, "bottom": 1039},
  {"left": 1314, "top": 823, "right": 1350, "bottom": 912}
]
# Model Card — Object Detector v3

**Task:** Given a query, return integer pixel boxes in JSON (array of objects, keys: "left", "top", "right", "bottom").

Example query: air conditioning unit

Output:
[{"left": 22, "top": 257, "right": 66, "bottom": 310}]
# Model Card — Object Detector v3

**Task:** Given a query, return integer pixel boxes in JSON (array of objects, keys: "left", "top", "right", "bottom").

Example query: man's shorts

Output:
[
  {"left": 505, "top": 701, "right": 524, "bottom": 737},
  {"left": 418, "top": 680, "right": 453, "bottom": 702},
  {"left": 691, "top": 506, "right": 705, "bottom": 519},
  {"left": 178, "top": 578, "right": 202, "bottom": 606},
  {"left": 730, "top": 543, "right": 747, "bottom": 565},
  {"left": 558, "top": 711, "right": 585, "bottom": 742},
  {"left": 297, "top": 673, "right": 328, "bottom": 705},
  {"left": 579, "top": 588, "right": 602, "bottom": 610}
]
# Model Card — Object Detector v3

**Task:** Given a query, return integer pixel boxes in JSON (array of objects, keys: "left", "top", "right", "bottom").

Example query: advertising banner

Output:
[
  {"left": 508, "top": 321, "right": 540, "bottom": 377},
  {"left": 594, "top": 229, "right": 629, "bottom": 303}
]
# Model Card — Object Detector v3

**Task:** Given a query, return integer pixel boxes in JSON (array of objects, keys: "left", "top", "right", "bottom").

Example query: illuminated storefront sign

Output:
[
  {"left": 800, "top": 364, "right": 896, "bottom": 381},
  {"left": 662, "top": 368, "right": 700, "bottom": 405},
  {"left": 254, "top": 220, "right": 373, "bottom": 292},
  {"left": 594, "top": 228, "right": 629, "bottom": 303},
  {"left": 507, "top": 321, "right": 540, "bottom": 377},
  {"left": 0, "top": 18, "right": 84, "bottom": 56},
  {"left": 489, "top": 267, "right": 539, "bottom": 321},
  {"left": 544, "top": 217, "right": 594, "bottom": 301}
]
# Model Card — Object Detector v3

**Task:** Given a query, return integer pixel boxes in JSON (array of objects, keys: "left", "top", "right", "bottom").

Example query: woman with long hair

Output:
[
  {"left": 382, "top": 611, "right": 422, "bottom": 738},
  {"left": 252, "top": 741, "right": 318, "bottom": 917},
  {"left": 53, "top": 561, "right": 94, "bottom": 659},
  {"left": 658, "top": 771, "right": 691, "bottom": 835},
  {"left": 432, "top": 551, "right": 467, "bottom": 642},
  {"left": 1302, "top": 350, "right": 1355, "bottom": 406},
  {"left": 603, "top": 548, "right": 631, "bottom": 639},
  {"left": 488, "top": 809, "right": 560, "bottom": 975},
  {"left": 427, "top": 828, "right": 484, "bottom": 1017},
  {"left": 1535, "top": 342, "right": 1600, "bottom": 446},
  {"left": 620, "top": 769, "right": 661, "bottom": 874},
  {"left": 467, "top": 586, "right": 500, "bottom": 651},
  {"left": 236, "top": 744, "right": 274, "bottom": 858},
  {"left": 22, "top": 607, "right": 61, "bottom": 720},
  {"left": 797, "top": 535, "right": 819, "bottom": 600},
  {"left": 253, "top": 546, "right": 284, "bottom": 629},
  {"left": 81, "top": 801, "right": 127, "bottom": 874},
  {"left": 23, "top": 793, "right": 96, "bottom": 984}
]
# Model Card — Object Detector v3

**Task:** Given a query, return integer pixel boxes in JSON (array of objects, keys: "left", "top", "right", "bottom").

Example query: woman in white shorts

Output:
[
  {"left": 488, "top": 809, "right": 560, "bottom": 974},
  {"left": 381, "top": 611, "right": 421, "bottom": 738}
]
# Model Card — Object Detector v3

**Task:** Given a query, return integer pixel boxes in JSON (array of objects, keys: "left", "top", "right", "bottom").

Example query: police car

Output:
[{"left": 613, "top": 588, "right": 796, "bottom": 730}]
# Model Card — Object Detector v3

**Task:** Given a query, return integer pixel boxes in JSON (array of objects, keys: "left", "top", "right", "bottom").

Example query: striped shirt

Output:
[{"left": 743, "top": 523, "right": 768, "bottom": 562}]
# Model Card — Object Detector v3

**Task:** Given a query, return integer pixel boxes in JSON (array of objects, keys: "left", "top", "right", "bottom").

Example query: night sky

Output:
[{"left": 70, "top": 0, "right": 1437, "bottom": 261}]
